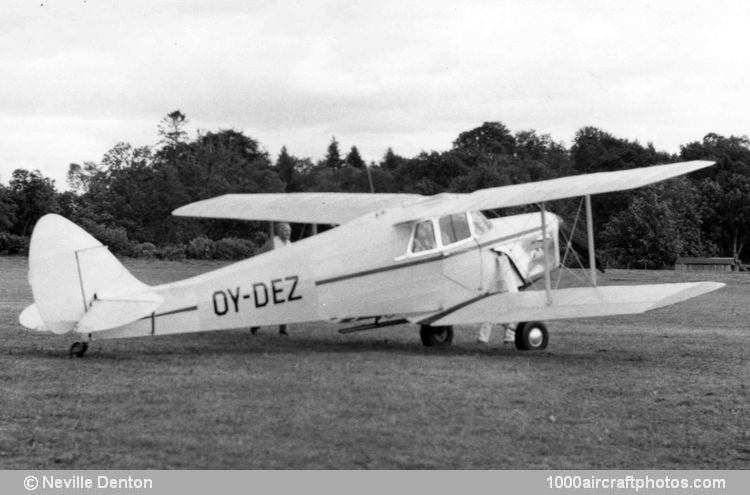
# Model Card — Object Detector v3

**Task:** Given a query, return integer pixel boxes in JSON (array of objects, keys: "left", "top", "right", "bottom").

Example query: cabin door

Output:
[
  {"left": 438, "top": 213, "right": 490, "bottom": 294},
  {"left": 441, "top": 245, "right": 481, "bottom": 292}
]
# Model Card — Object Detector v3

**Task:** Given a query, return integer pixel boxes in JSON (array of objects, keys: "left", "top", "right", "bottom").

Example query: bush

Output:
[
  {"left": 213, "top": 237, "right": 256, "bottom": 260},
  {"left": 130, "top": 242, "right": 157, "bottom": 259},
  {"left": 185, "top": 236, "right": 215, "bottom": 259},
  {"left": 0, "top": 232, "right": 29, "bottom": 255},
  {"left": 181, "top": 236, "right": 258, "bottom": 260},
  {"left": 76, "top": 219, "right": 135, "bottom": 255},
  {"left": 156, "top": 244, "right": 187, "bottom": 261},
  {"left": 96, "top": 226, "right": 134, "bottom": 255}
]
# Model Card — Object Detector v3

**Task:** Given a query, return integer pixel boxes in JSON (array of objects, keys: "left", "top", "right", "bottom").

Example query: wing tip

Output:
[{"left": 651, "top": 281, "right": 725, "bottom": 310}]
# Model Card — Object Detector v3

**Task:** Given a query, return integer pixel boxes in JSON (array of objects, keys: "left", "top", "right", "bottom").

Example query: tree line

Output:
[{"left": 1, "top": 111, "right": 749, "bottom": 268}]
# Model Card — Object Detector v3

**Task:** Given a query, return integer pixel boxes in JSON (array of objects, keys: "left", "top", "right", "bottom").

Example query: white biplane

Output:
[{"left": 19, "top": 160, "right": 724, "bottom": 357}]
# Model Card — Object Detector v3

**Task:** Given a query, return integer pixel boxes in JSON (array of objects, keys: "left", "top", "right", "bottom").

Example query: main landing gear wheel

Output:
[
  {"left": 419, "top": 325, "right": 454, "bottom": 347},
  {"left": 514, "top": 321, "right": 548, "bottom": 351},
  {"left": 69, "top": 342, "right": 88, "bottom": 358}
]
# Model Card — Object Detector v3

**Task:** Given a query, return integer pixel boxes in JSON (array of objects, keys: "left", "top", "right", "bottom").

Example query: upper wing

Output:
[
  {"left": 173, "top": 161, "right": 714, "bottom": 225},
  {"left": 388, "top": 160, "right": 714, "bottom": 225},
  {"left": 173, "top": 192, "right": 424, "bottom": 225}
]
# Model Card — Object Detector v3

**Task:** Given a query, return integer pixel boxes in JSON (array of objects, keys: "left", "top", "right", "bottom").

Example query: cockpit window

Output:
[
  {"left": 411, "top": 220, "right": 436, "bottom": 253},
  {"left": 439, "top": 213, "right": 471, "bottom": 246},
  {"left": 470, "top": 211, "right": 492, "bottom": 236}
]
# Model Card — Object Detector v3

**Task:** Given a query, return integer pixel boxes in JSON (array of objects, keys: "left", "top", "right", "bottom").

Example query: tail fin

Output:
[{"left": 21, "top": 214, "right": 162, "bottom": 334}]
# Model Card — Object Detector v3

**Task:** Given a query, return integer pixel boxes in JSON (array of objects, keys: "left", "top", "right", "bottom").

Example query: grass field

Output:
[{"left": 1, "top": 256, "right": 748, "bottom": 469}]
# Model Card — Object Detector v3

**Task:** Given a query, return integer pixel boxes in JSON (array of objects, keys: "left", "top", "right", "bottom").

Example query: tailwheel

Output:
[
  {"left": 69, "top": 341, "right": 88, "bottom": 358},
  {"left": 419, "top": 325, "right": 454, "bottom": 347},
  {"left": 514, "top": 321, "right": 548, "bottom": 351}
]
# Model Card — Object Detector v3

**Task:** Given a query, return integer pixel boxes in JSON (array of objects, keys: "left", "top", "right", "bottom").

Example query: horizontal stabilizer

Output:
[
  {"left": 19, "top": 304, "right": 47, "bottom": 332},
  {"left": 75, "top": 290, "right": 164, "bottom": 334},
  {"left": 426, "top": 282, "right": 725, "bottom": 326}
]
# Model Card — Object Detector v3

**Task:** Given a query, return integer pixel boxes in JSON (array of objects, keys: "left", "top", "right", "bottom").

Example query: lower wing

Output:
[{"left": 421, "top": 282, "right": 724, "bottom": 326}]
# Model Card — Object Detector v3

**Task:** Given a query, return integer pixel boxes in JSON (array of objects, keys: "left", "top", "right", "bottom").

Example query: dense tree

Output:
[
  {"left": 365, "top": 165, "right": 399, "bottom": 193},
  {"left": 8, "top": 169, "right": 59, "bottom": 236},
  {"left": 601, "top": 191, "right": 681, "bottom": 268},
  {"left": 324, "top": 137, "right": 344, "bottom": 169},
  {"left": 396, "top": 151, "right": 468, "bottom": 193},
  {"left": 158, "top": 110, "right": 189, "bottom": 147},
  {"left": 276, "top": 146, "right": 297, "bottom": 192},
  {"left": 174, "top": 130, "right": 282, "bottom": 198},
  {"left": 345, "top": 146, "right": 365, "bottom": 169},
  {"left": 600, "top": 178, "right": 712, "bottom": 268},
  {"left": 100, "top": 142, "right": 151, "bottom": 172},
  {"left": 156, "top": 111, "right": 191, "bottom": 174},
  {"left": 514, "top": 130, "right": 572, "bottom": 179},
  {"left": 381, "top": 148, "right": 405, "bottom": 171},
  {"left": 449, "top": 157, "right": 513, "bottom": 193},
  {"left": 445, "top": 124, "right": 572, "bottom": 197},
  {"left": 570, "top": 126, "right": 675, "bottom": 242},
  {"left": 571, "top": 127, "right": 670, "bottom": 174},
  {"left": 168, "top": 130, "right": 283, "bottom": 241},
  {"left": 2, "top": 115, "right": 740, "bottom": 267},
  {"left": 67, "top": 161, "right": 102, "bottom": 194},
  {"left": 0, "top": 181, "right": 16, "bottom": 231},
  {"left": 680, "top": 133, "right": 750, "bottom": 259},
  {"left": 453, "top": 121, "right": 516, "bottom": 156}
]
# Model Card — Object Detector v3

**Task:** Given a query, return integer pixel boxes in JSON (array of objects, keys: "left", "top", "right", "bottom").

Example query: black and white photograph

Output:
[{"left": 0, "top": 0, "right": 748, "bottom": 480}]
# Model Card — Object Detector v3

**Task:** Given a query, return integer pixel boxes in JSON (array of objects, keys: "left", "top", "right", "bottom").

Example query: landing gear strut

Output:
[
  {"left": 69, "top": 341, "right": 88, "bottom": 358},
  {"left": 419, "top": 325, "right": 454, "bottom": 347},
  {"left": 514, "top": 321, "right": 548, "bottom": 351}
]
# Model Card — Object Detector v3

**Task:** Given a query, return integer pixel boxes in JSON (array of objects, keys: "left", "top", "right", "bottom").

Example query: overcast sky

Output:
[{"left": 2, "top": 0, "right": 749, "bottom": 188}]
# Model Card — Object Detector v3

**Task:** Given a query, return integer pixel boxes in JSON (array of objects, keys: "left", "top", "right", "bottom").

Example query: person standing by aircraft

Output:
[
  {"left": 476, "top": 254, "right": 518, "bottom": 345},
  {"left": 476, "top": 322, "right": 516, "bottom": 344},
  {"left": 251, "top": 222, "right": 293, "bottom": 336},
  {"left": 266, "top": 221, "right": 292, "bottom": 250}
]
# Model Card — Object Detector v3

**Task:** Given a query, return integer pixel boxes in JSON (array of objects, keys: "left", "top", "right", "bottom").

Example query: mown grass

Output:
[{"left": 0, "top": 257, "right": 748, "bottom": 469}]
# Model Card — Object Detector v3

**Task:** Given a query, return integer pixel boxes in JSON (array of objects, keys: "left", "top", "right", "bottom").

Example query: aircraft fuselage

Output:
[{"left": 94, "top": 210, "right": 560, "bottom": 340}]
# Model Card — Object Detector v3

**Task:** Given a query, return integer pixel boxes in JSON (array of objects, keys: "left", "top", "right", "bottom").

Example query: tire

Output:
[
  {"left": 514, "top": 321, "right": 548, "bottom": 351},
  {"left": 69, "top": 342, "right": 88, "bottom": 358},
  {"left": 419, "top": 325, "right": 454, "bottom": 347}
]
